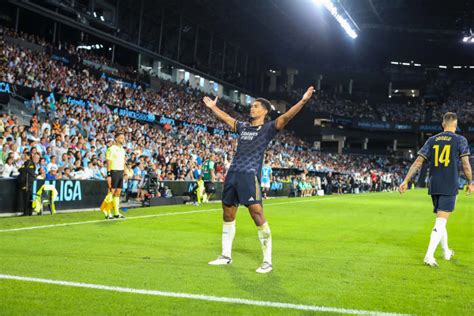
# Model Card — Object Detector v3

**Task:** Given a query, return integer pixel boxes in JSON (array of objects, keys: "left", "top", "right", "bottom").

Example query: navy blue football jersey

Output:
[
  {"left": 418, "top": 131, "right": 470, "bottom": 195},
  {"left": 229, "top": 120, "right": 279, "bottom": 177}
]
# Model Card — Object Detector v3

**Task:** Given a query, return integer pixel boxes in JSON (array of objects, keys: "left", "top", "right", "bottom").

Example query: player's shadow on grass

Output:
[{"left": 226, "top": 247, "right": 300, "bottom": 304}]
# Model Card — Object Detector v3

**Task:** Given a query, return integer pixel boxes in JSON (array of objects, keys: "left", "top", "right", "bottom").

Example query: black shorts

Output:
[
  {"left": 222, "top": 171, "right": 261, "bottom": 206},
  {"left": 110, "top": 170, "right": 124, "bottom": 189},
  {"left": 431, "top": 194, "right": 457, "bottom": 213},
  {"left": 204, "top": 181, "right": 216, "bottom": 193}
]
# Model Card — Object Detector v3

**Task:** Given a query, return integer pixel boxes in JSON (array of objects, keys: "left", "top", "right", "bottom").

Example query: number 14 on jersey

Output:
[{"left": 433, "top": 144, "right": 451, "bottom": 167}]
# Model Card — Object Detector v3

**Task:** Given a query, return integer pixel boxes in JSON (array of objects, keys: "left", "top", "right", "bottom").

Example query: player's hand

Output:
[
  {"left": 467, "top": 183, "right": 474, "bottom": 195},
  {"left": 398, "top": 181, "right": 408, "bottom": 194},
  {"left": 203, "top": 96, "right": 218, "bottom": 109},
  {"left": 302, "top": 86, "right": 315, "bottom": 102}
]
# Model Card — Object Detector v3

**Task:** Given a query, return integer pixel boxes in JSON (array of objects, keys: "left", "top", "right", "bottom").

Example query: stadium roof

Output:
[
  {"left": 169, "top": 0, "right": 474, "bottom": 68},
  {"left": 7, "top": 0, "right": 473, "bottom": 77}
]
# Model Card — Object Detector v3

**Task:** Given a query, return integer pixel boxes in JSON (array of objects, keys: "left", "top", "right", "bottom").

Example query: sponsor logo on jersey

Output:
[{"left": 241, "top": 130, "right": 259, "bottom": 141}]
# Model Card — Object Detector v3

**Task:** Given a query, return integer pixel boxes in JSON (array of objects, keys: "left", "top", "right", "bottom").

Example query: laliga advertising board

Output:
[
  {"left": 31, "top": 180, "right": 108, "bottom": 210},
  {"left": 0, "top": 81, "right": 12, "bottom": 94}
]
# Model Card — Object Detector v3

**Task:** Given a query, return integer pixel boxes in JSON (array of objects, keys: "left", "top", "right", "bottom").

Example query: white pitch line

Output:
[
  {"left": 0, "top": 195, "right": 361, "bottom": 233},
  {"left": 0, "top": 208, "right": 220, "bottom": 233},
  {"left": 0, "top": 274, "right": 409, "bottom": 316}
]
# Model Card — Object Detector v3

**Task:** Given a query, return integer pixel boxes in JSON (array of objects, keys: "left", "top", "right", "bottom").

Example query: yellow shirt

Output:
[{"left": 106, "top": 144, "right": 126, "bottom": 171}]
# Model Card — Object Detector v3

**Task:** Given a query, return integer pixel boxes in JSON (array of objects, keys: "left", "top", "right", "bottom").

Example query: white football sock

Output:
[
  {"left": 425, "top": 218, "right": 447, "bottom": 259},
  {"left": 440, "top": 228, "right": 449, "bottom": 254},
  {"left": 222, "top": 220, "right": 236, "bottom": 258},
  {"left": 258, "top": 222, "right": 272, "bottom": 264}
]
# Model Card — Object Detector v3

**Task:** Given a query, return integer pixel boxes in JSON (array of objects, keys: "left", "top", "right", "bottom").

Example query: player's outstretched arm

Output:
[
  {"left": 202, "top": 96, "right": 236, "bottom": 131},
  {"left": 399, "top": 156, "right": 425, "bottom": 194},
  {"left": 461, "top": 156, "right": 473, "bottom": 194},
  {"left": 275, "top": 86, "right": 315, "bottom": 130}
]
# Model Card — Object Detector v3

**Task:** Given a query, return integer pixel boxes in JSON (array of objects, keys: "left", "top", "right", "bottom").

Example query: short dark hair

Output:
[
  {"left": 442, "top": 112, "right": 457, "bottom": 124},
  {"left": 255, "top": 98, "right": 273, "bottom": 113},
  {"left": 115, "top": 131, "right": 124, "bottom": 138}
]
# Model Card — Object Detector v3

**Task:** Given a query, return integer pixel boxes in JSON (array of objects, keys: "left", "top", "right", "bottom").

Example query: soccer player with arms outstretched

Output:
[
  {"left": 203, "top": 87, "right": 314, "bottom": 273},
  {"left": 399, "top": 112, "right": 473, "bottom": 267}
]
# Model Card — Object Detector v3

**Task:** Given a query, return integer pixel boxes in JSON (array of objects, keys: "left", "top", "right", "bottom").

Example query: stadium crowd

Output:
[
  {"left": 430, "top": 80, "right": 474, "bottom": 123},
  {"left": 0, "top": 26, "right": 416, "bottom": 197},
  {"left": 291, "top": 88, "right": 428, "bottom": 122},
  {"left": 291, "top": 78, "right": 473, "bottom": 124},
  {"left": 290, "top": 89, "right": 378, "bottom": 120}
]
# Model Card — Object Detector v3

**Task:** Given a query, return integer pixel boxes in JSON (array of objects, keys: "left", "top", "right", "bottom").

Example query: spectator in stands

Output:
[
  {"left": 0, "top": 116, "right": 5, "bottom": 136},
  {"left": 36, "top": 167, "right": 47, "bottom": 180},
  {"left": 2, "top": 156, "right": 18, "bottom": 178},
  {"left": 46, "top": 166, "right": 60, "bottom": 180},
  {"left": 62, "top": 167, "right": 73, "bottom": 179},
  {"left": 47, "top": 155, "right": 58, "bottom": 172}
]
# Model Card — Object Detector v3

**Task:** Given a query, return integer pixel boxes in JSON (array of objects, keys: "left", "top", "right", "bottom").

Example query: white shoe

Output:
[
  {"left": 443, "top": 249, "right": 454, "bottom": 260},
  {"left": 256, "top": 262, "right": 273, "bottom": 274},
  {"left": 424, "top": 257, "right": 438, "bottom": 267},
  {"left": 208, "top": 255, "right": 232, "bottom": 265}
]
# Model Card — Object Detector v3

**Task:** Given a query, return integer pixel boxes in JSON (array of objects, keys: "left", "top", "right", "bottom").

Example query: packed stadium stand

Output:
[{"left": 1, "top": 26, "right": 412, "bottom": 197}]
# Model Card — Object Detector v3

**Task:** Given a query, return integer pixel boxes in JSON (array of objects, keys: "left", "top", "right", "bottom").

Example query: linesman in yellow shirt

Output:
[{"left": 105, "top": 132, "right": 126, "bottom": 219}]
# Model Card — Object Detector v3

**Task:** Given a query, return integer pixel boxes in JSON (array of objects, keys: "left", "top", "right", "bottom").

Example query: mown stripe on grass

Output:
[{"left": 0, "top": 273, "right": 410, "bottom": 315}]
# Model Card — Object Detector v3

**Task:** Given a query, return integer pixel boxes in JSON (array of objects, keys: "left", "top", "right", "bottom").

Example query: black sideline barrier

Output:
[
  {"left": 0, "top": 179, "right": 18, "bottom": 214},
  {"left": 149, "top": 196, "right": 190, "bottom": 206},
  {"left": 0, "top": 179, "right": 108, "bottom": 213},
  {"left": 147, "top": 180, "right": 291, "bottom": 202},
  {"left": 0, "top": 179, "right": 293, "bottom": 214}
]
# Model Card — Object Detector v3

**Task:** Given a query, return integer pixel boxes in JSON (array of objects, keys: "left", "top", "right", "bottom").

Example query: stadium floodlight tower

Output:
[
  {"left": 313, "top": 0, "right": 359, "bottom": 39},
  {"left": 462, "top": 29, "right": 474, "bottom": 43}
]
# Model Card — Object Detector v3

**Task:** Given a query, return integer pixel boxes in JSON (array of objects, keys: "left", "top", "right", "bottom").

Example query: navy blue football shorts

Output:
[
  {"left": 222, "top": 171, "right": 262, "bottom": 206},
  {"left": 431, "top": 194, "right": 457, "bottom": 213}
]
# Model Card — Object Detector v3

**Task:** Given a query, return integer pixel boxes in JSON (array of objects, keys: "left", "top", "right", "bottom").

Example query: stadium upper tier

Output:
[
  {"left": 290, "top": 81, "right": 474, "bottom": 124},
  {"left": 3, "top": 26, "right": 473, "bottom": 126}
]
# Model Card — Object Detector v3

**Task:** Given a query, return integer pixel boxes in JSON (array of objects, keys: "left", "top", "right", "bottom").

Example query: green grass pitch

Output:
[{"left": 0, "top": 190, "right": 472, "bottom": 315}]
